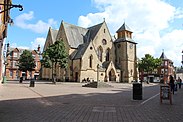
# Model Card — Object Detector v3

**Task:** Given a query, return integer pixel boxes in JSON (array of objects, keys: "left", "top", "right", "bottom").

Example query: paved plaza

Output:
[{"left": 0, "top": 80, "right": 183, "bottom": 122}]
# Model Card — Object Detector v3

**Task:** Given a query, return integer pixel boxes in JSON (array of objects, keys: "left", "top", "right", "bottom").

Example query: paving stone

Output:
[{"left": 0, "top": 81, "right": 183, "bottom": 121}]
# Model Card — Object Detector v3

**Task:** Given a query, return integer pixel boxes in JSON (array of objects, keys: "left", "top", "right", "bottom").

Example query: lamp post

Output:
[
  {"left": 97, "top": 64, "right": 99, "bottom": 82},
  {"left": 2, "top": 61, "right": 8, "bottom": 83},
  {"left": 0, "top": 3, "right": 23, "bottom": 14},
  {"left": 15, "top": 63, "right": 19, "bottom": 80}
]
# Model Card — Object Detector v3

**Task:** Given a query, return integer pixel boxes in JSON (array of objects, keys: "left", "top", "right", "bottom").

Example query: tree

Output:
[
  {"left": 138, "top": 54, "right": 161, "bottom": 82},
  {"left": 41, "top": 39, "right": 68, "bottom": 83},
  {"left": 19, "top": 50, "right": 36, "bottom": 80}
]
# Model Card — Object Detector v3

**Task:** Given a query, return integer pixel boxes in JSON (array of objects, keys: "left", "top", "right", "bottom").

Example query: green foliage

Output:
[
  {"left": 41, "top": 51, "right": 52, "bottom": 68},
  {"left": 19, "top": 50, "right": 36, "bottom": 72},
  {"left": 41, "top": 39, "right": 68, "bottom": 82},
  {"left": 138, "top": 54, "right": 161, "bottom": 73}
]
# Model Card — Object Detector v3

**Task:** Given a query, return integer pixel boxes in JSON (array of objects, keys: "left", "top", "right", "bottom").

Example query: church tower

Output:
[{"left": 114, "top": 23, "right": 138, "bottom": 83}]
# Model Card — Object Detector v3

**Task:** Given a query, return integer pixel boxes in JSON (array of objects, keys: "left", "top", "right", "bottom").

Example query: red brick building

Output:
[
  {"left": 139, "top": 52, "right": 174, "bottom": 83},
  {"left": 5, "top": 43, "right": 41, "bottom": 80},
  {"left": 158, "top": 52, "right": 174, "bottom": 83}
]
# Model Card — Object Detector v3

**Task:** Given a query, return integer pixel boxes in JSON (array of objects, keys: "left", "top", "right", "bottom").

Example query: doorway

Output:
[{"left": 109, "top": 69, "right": 116, "bottom": 81}]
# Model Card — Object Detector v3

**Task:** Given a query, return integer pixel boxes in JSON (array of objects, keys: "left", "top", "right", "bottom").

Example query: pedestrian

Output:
[
  {"left": 178, "top": 77, "right": 182, "bottom": 89},
  {"left": 169, "top": 75, "right": 175, "bottom": 94}
]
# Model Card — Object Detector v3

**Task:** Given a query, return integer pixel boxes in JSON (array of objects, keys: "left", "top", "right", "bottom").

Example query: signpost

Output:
[{"left": 160, "top": 85, "right": 172, "bottom": 105}]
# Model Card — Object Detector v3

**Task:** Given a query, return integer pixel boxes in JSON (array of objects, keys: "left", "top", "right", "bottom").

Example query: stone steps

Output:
[{"left": 82, "top": 81, "right": 113, "bottom": 88}]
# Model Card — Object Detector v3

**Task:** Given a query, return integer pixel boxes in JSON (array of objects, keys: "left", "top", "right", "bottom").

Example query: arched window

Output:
[
  {"left": 106, "top": 48, "right": 110, "bottom": 61},
  {"left": 89, "top": 55, "right": 93, "bottom": 68},
  {"left": 97, "top": 46, "right": 103, "bottom": 62}
]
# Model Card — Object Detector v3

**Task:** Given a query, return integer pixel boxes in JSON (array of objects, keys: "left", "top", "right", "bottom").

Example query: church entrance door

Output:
[{"left": 109, "top": 69, "right": 116, "bottom": 81}]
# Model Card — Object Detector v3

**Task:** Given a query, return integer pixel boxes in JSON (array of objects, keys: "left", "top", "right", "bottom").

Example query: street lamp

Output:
[
  {"left": 0, "top": 3, "right": 23, "bottom": 14},
  {"left": 15, "top": 63, "right": 19, "bottom": 80},
  {"left": 2, "top": 61, "right": 8, "bottom": 83}
]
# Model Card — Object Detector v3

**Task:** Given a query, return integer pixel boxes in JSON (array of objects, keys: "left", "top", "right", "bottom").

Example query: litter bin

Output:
[
  {"left": 133, "top": 83, "right": 142, "bottom": 100},
  {"left": 30, "top": 80, "right": 35, "bottom": 87}
]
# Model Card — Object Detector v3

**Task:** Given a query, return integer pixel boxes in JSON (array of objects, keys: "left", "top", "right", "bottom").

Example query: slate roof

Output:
[
  {"left": 72, "top": 43, "right": 89, "bottom": 60},
  {"left": 102, "top": 61, "right": 110, "bottom": 69},
  {"left": 7, "top": 47, "right": 36, "bottom": 57},
  {"left": 116, "top": 22, "right": 132, "bottom": 33},
  {"left": 50, "top": 28, "right": 58, "bottom": 43},
  {"left": 176, "top": 68, "right": 183, "bottom": 73},
  {"left": 62, "top": 22, "right": 88, "bottom": 48},
  {"left": 87, "top": 22, "right": 103, "bottom": 41},
  {"left": 62, "top": 21, "right": 104, "bottom": 59},
  {"left": 160, "top": 52, "right": 168, "bottom": 59}
]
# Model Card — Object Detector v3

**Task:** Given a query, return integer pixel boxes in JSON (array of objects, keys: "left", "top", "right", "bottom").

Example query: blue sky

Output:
[{"left": 6, "top": 0, "right": 183, "bottom": 67}]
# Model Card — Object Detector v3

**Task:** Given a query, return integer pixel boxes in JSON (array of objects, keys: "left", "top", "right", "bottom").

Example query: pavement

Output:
[{"left": 0, "top": 80, "right": 183, "bottom": 122}]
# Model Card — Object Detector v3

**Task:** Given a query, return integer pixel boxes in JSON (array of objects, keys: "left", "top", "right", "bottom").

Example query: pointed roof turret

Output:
[
  {"left": 160, "top": 51, "right": 168, "bottom": 59},
  {"left": 116, "top": 22, "right": 132, "bottom": 33}
]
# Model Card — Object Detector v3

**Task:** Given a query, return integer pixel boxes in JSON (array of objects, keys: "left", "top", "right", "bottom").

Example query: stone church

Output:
[{"left": 41, "top": 20, "right": 138, "bottom": 83}]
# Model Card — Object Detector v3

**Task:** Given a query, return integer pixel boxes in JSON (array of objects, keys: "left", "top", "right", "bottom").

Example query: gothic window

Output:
[
  {"left": 106, "top": 48, "right": 110, "bottom": 61},
  {"left": 89, "top": 55, "right": 93, "bottom": 68},
  {"left": 97, "top": 46, "right": 103, "bottom": 62},
  {"left": 102, "top": 39, "right": 107, "bottom": 45},
  {"left": 104, "top": 29, "right": 106, "bottom": 33}
]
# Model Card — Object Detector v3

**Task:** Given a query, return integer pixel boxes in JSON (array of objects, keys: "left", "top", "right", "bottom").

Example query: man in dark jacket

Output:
[{"left": 169, "top": 75, "right": 175, "bottom": 94}]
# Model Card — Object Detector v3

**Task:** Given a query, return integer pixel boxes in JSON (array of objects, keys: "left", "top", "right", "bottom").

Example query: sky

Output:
[{"left": 6, "top": 0, "right": 183, "bottom": 67}]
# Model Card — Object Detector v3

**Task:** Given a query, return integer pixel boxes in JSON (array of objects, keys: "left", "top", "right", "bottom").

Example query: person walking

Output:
[
  {"left": 169, "top": 75, "right": 175, "bottom": 94},
  {"left": 178, "top": 77, "right": 182, "bottom": 89}
]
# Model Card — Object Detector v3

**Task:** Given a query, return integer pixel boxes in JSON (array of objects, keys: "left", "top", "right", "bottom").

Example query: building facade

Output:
[
  {"left": 158, "top": 52, "right": 174, "bottom": 83},
  {"left": 139, "top": 52, "right": 174, "bottom": 83},
  {"left": 0, "top": 0, "right": 12, "bottom": 82},
  {"left": 5, "top": 44, "right": 41, "bottom": 80},
  {"left": 42, "top": 21, "right": 138, "bottom": 83}
]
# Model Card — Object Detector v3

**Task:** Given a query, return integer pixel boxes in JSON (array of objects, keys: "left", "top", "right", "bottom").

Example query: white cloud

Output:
[
  {"left": 175, "top": 8, "right": 183, "bottom": 19},
  {"left": 15, "top": 11, "right": 57, "bottom": 34},
  {"left": 8, "top": 37, "right": 45, "bottom": 52},
  {"left": 10, "top": 43, "right": 30, "bottom": 50},
  {"left": 160, "top": 29, "right": 183, "bottom": 65},
  {"left": 31, "top": 37, "right": 46, "bottom": 51},
  {"left": 78, "top": 0, "right": 183, "bottom": 66}
]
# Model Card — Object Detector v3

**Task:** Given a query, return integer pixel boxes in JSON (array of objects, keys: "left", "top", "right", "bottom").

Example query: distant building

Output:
[
  {"left": 176, "top": 68, "right": 183, "bottom": 80},
  {"left": 176, "top": 50, "right": 183, "bottom": 80},
  {"left": 139, "top": 51, "right": 174, "bottom": 83},
  {"left": 42, "top": 20, "right": 138, "bottom": 83},
  {"left": 5, "top": 43, "right": 41, "bottom": 80},
  {"left": 158, "top": 51, "right": 174, "bottom": 83}
]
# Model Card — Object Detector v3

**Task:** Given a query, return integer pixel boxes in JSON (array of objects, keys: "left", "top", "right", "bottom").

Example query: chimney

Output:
[{"left": 37, "top": 45, "right": 40, "bottom": 52}]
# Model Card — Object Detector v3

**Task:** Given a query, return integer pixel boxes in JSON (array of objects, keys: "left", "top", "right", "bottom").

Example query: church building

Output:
[{"left": 41, "top": 20, "right": 138, "bottom": 83}]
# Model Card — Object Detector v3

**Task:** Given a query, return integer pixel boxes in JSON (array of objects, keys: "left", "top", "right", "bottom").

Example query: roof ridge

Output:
[
  {"left": 87, "top": 22, "right": 103, "bottom": 29},
  {"left": 62, "top": 21, "right": 88, "bottom": 30},
  {"left": 116, "top": 22, "right": 132, "bottom": 33}
]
